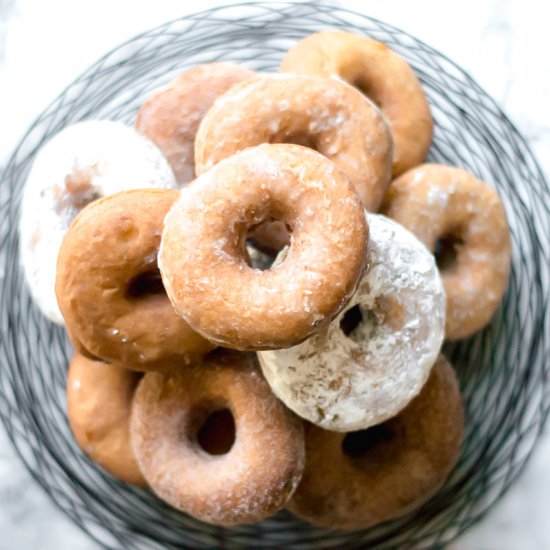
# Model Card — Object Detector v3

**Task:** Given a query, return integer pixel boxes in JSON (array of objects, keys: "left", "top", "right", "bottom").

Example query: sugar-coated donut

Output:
[
  {"left": 280, "top": 31, "right": 432, "bottom": 176},
  {"left": 67, "top": 354, "right": 145, "bottom": 486},
  {"left": 20, "top": 120, "right": 176, "bottom": 324},
  {"left": 135, "top": 63, "right": 255, "bottom": 183},
  {"left": 56, "top": 189, "right": 215, "bottom": 371},
  {"left": 259, "top": 213, "right": 445, "bottom": 431},
  {"left": 382, "top": 164, "right": 511, "bottom": 340},
  {"left": 130, "top": 350, "right": 305, "bottom": 526},
  {"left": 287, "top": 355, "right": 464, "bottom": 530},
  {"left": 195, "top": 73, "right": 392, "bottom": 211},
  {"left": 159, "top": 144, "right": 369, "bottom": 351}
]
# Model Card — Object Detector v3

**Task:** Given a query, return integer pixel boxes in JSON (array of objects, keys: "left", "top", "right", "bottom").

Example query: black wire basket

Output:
[{"left": 1, "top": 2, "right": 549, "bottom": 548}]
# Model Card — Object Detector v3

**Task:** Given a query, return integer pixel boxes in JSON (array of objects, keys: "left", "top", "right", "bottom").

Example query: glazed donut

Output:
[
  {"left": 194, "top": 73, "right": 392, "bottom": 211},
  {"left": 135, "top": 62, "right": 255, "bottom": 183},
  {"left": 67, "top": 354, "right": 145, "bottom": 486},
  {"left": 287, "top": 355, "right": 464, "bottom": 530},
  {"left": 259, "top": 213, "right": 445, "bottom": 431},
  {"left": 20, "top": 120, "right": 176, "bottom": 324},
  {"left": 382, "top": 164, "right": 511, "bottom": 340},
  {"left": 159, "top": 144, "right": 369, "bottom": 350},
  {"left": 130, "top": 350, "right": 305, "bottom": 526},
  {"left": 56, "top": 188, "right": 215, "bottom": 371},
  {"left": 280, "top": 31, "right": 432, "bottom": 176}
]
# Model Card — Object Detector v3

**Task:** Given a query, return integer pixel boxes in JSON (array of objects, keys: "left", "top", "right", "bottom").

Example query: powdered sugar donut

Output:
[
  {"left": 258, "top": 213, "right": 445, "bottom": 432},
  {"left": 20, "top": 120, "right": 176, "bottom": 324}
]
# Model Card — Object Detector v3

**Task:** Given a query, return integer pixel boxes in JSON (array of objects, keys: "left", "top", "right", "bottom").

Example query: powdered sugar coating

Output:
[
  {"left": 20, "top": 120, "right": 176, "bottom": 324},
  {"left": 258, "top": 213, "right": 445, "bottom": 432},
  {"left": 130, "top": 351, "right": 305, "bottom": 526}
]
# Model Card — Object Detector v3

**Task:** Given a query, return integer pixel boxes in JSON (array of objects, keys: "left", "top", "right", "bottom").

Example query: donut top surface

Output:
[
  {"left": 55, "top": 188, "right": 215, "bottom": 371},
  {"left": 159, "top": 143, "right": 369, "bottom": 350},
  {"left": 382, "top": 163, "right": 511, "bottom": 339},
  {"left": 130, "top": 350, "right": 305, "bottom": 525}
]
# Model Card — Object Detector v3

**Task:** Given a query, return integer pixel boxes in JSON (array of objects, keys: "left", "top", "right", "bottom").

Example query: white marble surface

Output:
[{"left": 0, "top": 0, "right": 549, "bottom": 548}]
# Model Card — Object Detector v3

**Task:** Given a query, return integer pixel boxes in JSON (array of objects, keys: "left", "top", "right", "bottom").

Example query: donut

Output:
[
  {"left": 67, "top": 354, "right": 145, "bottom": 486},
  {"left": 382, "top": 164, "right": 511, "bottom": 340},
  {"left": 280, "top": 31, "right": 432, "bottom": 176},
  {"left": 159, "top": 143, "right": 369, "bottom": 350},
  {"left": 135, "top": 63, "right": 255, "bottom": 183},
  {"left": 130, "top": 350, "right": 305, "bottom": 526},
  {"left": 20, "top": 120, "right": 176, "bottom": 324},
  {"left": 194, "top": 73, "right": 392, "bottom": 211},
  {"left": 287, "top": 355, "right": 464, "bottom": 530},
  {"left": 259, "top": 213, "right": 445, "bottom": 431},
  {"left": 56, "top": 188, "right": 215, "bottom": 371}
]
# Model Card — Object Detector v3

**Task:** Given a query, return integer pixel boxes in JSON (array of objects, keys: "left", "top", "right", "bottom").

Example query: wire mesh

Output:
[{"left": 1, "top": 2, "right": 549, "bottom": 548}]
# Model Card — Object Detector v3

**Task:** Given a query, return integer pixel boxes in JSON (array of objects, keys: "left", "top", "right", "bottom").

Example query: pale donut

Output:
[
  {"left": 159, "top": 143, "right": 369, "bottom": 351},
  {"left": 287, "top": 355, "right": 464, "bottom": 531},
  {"left": 280, "top": 31, "right": 432, "bottom": 176},
  {"left": 20, "top": 120, "right": 176, "bottom": 324},
  {"left": 130, "top": 350, "right": 305, "bottom": 526},
  {"left": 67, "top": 354, "right": 145, "bottom": 486},
  {"left": 135, "top": 62, "right": 255, "bottom": 183},
  {"left": 382, "top": 163, "right": 511, "bottom": 340},
  {"left": 194, "top": 73, "right": 393, "bottom": 211},
  {"left": 258, "top": 213, "right": 445, "bottom": 431}
]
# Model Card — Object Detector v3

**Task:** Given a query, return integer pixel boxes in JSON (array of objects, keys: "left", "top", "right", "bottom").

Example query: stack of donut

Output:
[{"left": 20, "top": 31, "right": 511, "bottom": 531}]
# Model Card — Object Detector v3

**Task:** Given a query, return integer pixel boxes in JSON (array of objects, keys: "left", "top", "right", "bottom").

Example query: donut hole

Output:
[
  {"left": 54, "top": 168, "right": 102, "bottom": 214},
  {"left": 342, "top": 423, "right": 395, "bottom": 458},
  {"left": 272, "top": 132, "right": 317, "bottom": 151},
  {"left": 435, "top": 234, "right": 463, "bottom": 271},
  {"left": 246, "top": 219, "right": 292, "bottom": 259},
  {"left": 126, "top": 269, "right": 166, "bottom": 300},
  {"left": 245, "top": 242, "right": 276, "bottom": 270},
  {"left": 340, "top": 304, "right": 363, "bottom": 337},
  {"left": 196, "top": 408, "right": 236, "bottom": 456},
  {"left": 350, "top": 77, "right": 380, "bottom": 108}
]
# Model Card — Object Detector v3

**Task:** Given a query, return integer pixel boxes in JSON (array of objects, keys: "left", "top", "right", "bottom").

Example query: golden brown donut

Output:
[
  {"left": 130, "top": 350, "right": 305, "bottom": 526},
  {"left": 56, "top": 188, "right": 215, "bottom": 371},
  {"left": 382, "top": 164, "right": 511, "bottom": 340},
  {"left": 194, "top": 73, "right": 392, "bottom": 211},
  {"left": 67, "top": 354, "right": 145, "bottom": 486},
  {"left": 280, "top": 31, "right": 432, "bottom": 176},
  {"left": 159, "top": 144, "right": 369, "bottom": 350},
  {"left": 287, "top": 355, "right": 464, "bottom": 530},
  {"left": 135, "top": 63, "right": 255, "bottom": 183}
]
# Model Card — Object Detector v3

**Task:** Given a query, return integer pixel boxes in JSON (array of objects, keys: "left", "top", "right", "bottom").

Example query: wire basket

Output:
[{"left": 1, "top": 2, "right": 549, "bottom": 548}]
